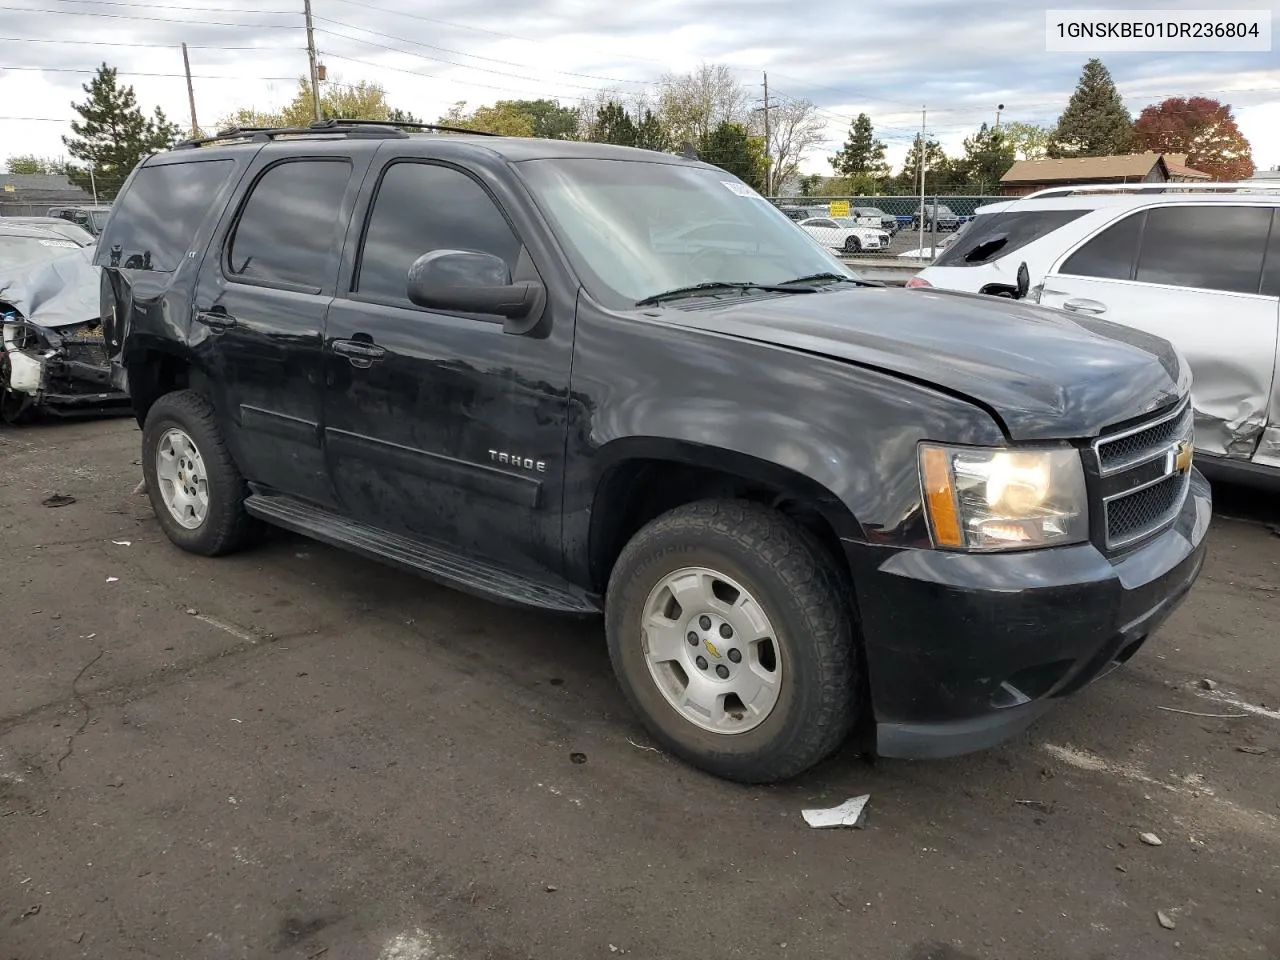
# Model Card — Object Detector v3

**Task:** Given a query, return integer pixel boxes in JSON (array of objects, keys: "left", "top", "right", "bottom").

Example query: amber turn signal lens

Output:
[{"left": 919, "top": 445, "right": 962, "bottom": 547}]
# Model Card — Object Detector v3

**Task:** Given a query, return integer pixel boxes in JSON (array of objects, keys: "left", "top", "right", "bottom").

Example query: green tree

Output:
[
  {"left": 657, "top": 63, "right": 749, "bottom": 145},
  {"left": 893, "top": 134, "right": 954, "bottom": 192},
  {"left": 797, "top": 173, "right": 824, "bottom": 196},
  {"left": 830, "top": 113, "right": 889, "bottom": 178},
  {"left": 593, "top": 101, "right": 638, "bottom": 146},
  {"left": 960, "top": 123, "right": 1015, "bottom": 189},
  {"left": 388, "top": 107, "right": 422, "bottom": 124},
  {"left": 4, "top": 154, "right": 67, "bottom": 175},
  {"left": 1000, "top": 121, "right": 1051, "bottom": 160},
  {"left": 697, "top": 121, "right": 766, "bottom": 192},
  {"left": 501, "top": 98, "right": 579, "bottom": 139},
  {"left": 61, "top": 63, "right": 179, "bottom": 200},
  {"left": 222, "top": 77, "right": 397, "bottom": 129},
  {"left": 1048, "top": 58, "right": 1135, "bottom": 157},
  {"left": 438, "top": 100, "right": 534, "bottom": 137},
  {"left": 634, "top": 109, "right": 671, "bottom": 152}
]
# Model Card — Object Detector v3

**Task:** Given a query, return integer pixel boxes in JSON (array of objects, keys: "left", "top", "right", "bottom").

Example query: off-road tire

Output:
[
  {"left": 606, "top": 499, "right": 859, "bottom": 783},
  {"left": 141, "top": 389, "right": 258, "bottom": 556}
]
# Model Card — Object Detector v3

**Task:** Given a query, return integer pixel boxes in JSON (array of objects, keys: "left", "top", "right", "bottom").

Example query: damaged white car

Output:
[
  {"left": 1, "top": 222, "right": 129, "bottom": 423},
  {"left": 911, "top": 183, "right": 1280, "bottom": 489}
]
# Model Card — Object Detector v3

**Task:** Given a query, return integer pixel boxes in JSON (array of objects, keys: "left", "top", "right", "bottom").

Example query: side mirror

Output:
[
  {"left": 406, "top": 249, "right": 544, "bottom": 326},
  {"left": 1015, "top": 262, "right": 1030, "bottom": 300}
]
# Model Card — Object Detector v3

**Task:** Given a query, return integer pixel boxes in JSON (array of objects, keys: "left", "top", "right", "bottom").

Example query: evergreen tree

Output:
[
  {"left": 388, "top": 108, "right": 422, "bottom": 124},
  {"left": 893, "top": 134, "right": 952, "bottom": 193},
  {"left": 830, "top": 113, "right": 888, "bottom": 178},
  {"left": 697, "top": 122, "right": 766, "bottom": 192},
  {"left": 1048, "top": 59, "right": 1135, "bottom": 157},
  {"left": 594, "top": 101, "right": 639, "bottom": 146},
  {"left": 960, "top": 123, "right": 1016, "bottom": 189},
  {"left": 62, "top": 63, "right": 180, "bottom": 200},
  {"left": 634, "top": 109, "right": 671, "bottom": 152}
]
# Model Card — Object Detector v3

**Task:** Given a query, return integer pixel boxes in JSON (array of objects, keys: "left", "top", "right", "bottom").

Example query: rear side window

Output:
[
  {"left": 1059, "top": 211, "right": 1144, "bottom": 280},
  {"left": 228, "top": 159, "right": 352, "bottom": 289},
  {"left": 932, "top": 209, "right": 1088, "bottom": 267},
  {"left": 96, "top": 160, "right": 234, "bottom": 272},
  {"left": 1135, "top": 206, "right": 1272, "bottom": 295},
  {"left": 1262, "top": 215, "right": 1280, "bottom": 297},
  {"left": 355, "top": 161, "right": 522, "bottom": 306}
]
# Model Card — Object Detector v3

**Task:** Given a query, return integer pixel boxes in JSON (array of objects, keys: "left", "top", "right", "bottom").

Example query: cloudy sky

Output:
[{"left": 1, "top": 0, "right": 1277, "bottom": 179}]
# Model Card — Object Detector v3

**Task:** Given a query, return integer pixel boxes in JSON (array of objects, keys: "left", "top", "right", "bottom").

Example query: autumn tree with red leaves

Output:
[{"left": 1134, "top": 97, "right": 1254, "bottom": 181}]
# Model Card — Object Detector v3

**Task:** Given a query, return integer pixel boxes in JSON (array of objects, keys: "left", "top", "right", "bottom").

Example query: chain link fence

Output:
[{"left": 766, "top": 195, "right": 1006, "bottom": 261}]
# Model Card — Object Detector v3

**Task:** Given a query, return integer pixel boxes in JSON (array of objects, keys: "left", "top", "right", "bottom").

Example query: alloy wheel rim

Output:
[{"left": 155, "top": 427, "right": 210, "bottom": 529}]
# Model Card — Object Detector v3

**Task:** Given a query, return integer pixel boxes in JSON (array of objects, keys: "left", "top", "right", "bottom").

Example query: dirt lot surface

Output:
[{"left": 2, "top": 417, "right": 1278, "bottom": 960}]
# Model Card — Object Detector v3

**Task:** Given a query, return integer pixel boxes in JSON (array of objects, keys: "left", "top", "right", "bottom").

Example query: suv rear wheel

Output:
[
  {"left": 605, "top": 499, "right": 858, "bottom": 783},
  {"left": 142, "top": 390, "right": 258, "bottom": 556}
]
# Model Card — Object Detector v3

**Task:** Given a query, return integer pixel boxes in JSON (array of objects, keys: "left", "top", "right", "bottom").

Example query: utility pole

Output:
[
  {"left": 762, "top": 71, "right": 771, "bottom": 196},
  {"left": 303, "top": 0, "right": 321, "bottom": 122},
  {"left": 995, "top": 102, "right": 1004, "bottom": 130},
  {"left": 917, "top": 106, "right": 926, "bottom": 257},
  {"left": 181, "top": 43, "right": 199, "bottom": 138}
]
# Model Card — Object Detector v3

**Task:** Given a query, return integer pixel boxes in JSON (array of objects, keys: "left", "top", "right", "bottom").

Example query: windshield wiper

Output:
[
  {"left": 776, "top": 272, "right": 880, "bottom": 288},
  {"left": 635, "top": 280, "right": 817, "bottom": 307}
]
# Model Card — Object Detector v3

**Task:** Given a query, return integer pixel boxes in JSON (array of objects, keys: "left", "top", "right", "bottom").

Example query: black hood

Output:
[{"left": 658, "top": 285, "right": 1189, "bottom": 441}]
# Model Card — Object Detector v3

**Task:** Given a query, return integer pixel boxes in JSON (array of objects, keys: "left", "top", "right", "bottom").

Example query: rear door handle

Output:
[
  {"left": 195, "top": 307, "right": 236, "bottom": 330},
  {"left": 332, "top": 338, "right": 386, "bottom": 367},
  {"left": 1062, "top": 298, "right": 1107, "bottom": 316}
]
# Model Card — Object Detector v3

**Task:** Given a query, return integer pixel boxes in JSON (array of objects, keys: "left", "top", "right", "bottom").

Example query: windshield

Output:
[
  {"left": 0, "top": 234, "right": 80, "bottom": 270},
  {"left": 516, "top": 158, "right": 855, "bottom": 307},
  {"left": 834, "top": 217, "right": 873, "bottom": 229}
]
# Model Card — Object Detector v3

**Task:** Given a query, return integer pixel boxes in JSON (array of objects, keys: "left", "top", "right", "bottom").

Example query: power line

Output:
[
  {"left": 313, "top": 15, "right": 651, "bottom": 86},
  {"left": 0, "top": 4, "right": 299, "bottom": 27},
  {"left": 321, "top": 0, "right": 674, "bottom": 67},
  {"left": 0, "top": 64, "right": 299, "bottom": 80},
  {"left": 317, "top": 51, "right": 598, "bottom": 101},
  {"left": 27, "top": 0, "right": 297, "bottom": 11},
  {"left": 0, "top": 114, "right": 71, "bottom": 120},
  {"left": 0, "top": 35, "right": 303, "bottom": 50}
]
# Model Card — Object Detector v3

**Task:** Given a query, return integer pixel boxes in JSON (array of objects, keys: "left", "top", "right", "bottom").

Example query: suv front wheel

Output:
[
  {"left": 142, "top": 390, "right": 258, "bottom": 556},
  {"left": 605, "top": 500, "right": 859, "bottom": 783}
]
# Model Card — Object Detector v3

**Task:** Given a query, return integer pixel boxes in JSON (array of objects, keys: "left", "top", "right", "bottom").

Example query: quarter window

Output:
[
  {"left": 95, "top": 159, "right": 235, "bottom": 272},
  {"left": 932, "top": 209, "right": 1088, "bottom": 267},
  {"left": 1059, "top": 211, "right": 1144, "bottom": 280},
  {"left": 356, "top": 161, "right": 522, "bottom": 306},
  {"left": 1135, "top": 206, "right": 1271, "bottom": 295},
  {"left": 228, "top": 159, "right": 352, "bottom": 289}
]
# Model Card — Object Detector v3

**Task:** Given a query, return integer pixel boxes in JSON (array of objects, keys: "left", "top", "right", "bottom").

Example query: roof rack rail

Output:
[
  {"left": 1018, "top": 181, "right": 1280, "bottom": 200},
  {"left": 174, "top": 117, "right": 497, "bottom": 150}
]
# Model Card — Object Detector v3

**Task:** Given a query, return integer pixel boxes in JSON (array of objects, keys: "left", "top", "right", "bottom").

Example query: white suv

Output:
[{"left": 911, "top": 183, "right": 1280, "bottom": 488}]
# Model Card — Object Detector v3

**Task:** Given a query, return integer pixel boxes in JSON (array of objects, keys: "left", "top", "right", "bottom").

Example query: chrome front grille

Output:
[{"left": 1093, "top": 397, "right": 1194, "bottom": 550}]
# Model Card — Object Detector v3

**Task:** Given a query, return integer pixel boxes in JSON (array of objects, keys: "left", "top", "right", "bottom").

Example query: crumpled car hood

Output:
[{"left": 0, "top": 244, "right": 100, "bottom": 328}]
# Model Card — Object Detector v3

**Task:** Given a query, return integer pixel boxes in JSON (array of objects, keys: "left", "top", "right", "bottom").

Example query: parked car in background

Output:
[
  {"left": 1, "top": 221, "right": 127, "bottom": 422},
  {"left": 3, "top": 216, "right": 96, "bottom": 246},
  {"left": 853, "top": 206, "right": 899, "bottom": 234},
  {"left": 912, "top": 182, "right": 1280, "bottom": 489},
  {"left": 911, "top": 204, "right": 960, "bottom": 231},
  {"left": 46, "top": 204, "right": 113, "bottom": 237},
  {"left": 799, "top": 216, "right": 892, "bottom": 254}
]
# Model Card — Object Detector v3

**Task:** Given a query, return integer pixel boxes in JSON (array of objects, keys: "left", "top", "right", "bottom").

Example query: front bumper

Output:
[
  {"left": 1, "top": 318, "right": 130, "bottom": 416},
  {"left": 847, "top": 468, "right": 1212, "bottom": 759}
]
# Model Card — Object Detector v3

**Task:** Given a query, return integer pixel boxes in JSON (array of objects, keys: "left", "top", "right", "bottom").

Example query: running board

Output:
[{"left": 244, "top": 492, "right": 601, "bottom": 616}]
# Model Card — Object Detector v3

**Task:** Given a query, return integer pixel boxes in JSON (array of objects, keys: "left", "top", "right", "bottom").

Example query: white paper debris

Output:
[
  {"left": 106, "top": 577, "right": 119, "bottom": 583},
  {"left": 801, "top": 795, "right": 870, "bottom": 829},
  {"left": 111, "top": 540, "right": 132, "bottom": 547}
]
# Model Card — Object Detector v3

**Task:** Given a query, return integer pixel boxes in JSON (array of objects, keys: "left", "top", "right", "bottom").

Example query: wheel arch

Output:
[
  {"left": 584, "top": 437, "right": 865, "bottom": 594},
  {"left": 123, "top": 340, "right": 210, "bottom": 425}
]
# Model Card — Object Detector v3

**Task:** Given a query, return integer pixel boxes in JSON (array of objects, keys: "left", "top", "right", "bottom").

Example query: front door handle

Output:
[
  {"left": 332, "top": 338, "right": 386, "bottom": 367},
  {"left": 195, "top": 307, "right": 236, "bottom": 330},
  {"left": 1062, "top": 298, "right": 1107, "bottom": 316}
]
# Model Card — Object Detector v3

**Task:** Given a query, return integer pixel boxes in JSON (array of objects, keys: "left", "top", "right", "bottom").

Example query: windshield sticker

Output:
[
  {"left": 38, "top": 239, "right": 78, "bottom": 248},
  {"left": 720, "top": 180, "right": 762, "bottom": 199}
]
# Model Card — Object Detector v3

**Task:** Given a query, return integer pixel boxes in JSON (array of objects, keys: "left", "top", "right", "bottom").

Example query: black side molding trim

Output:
[
  {"left": 325, "top": 428, "right": 542, "bottom": 509},
  {"left": 240, "top": 405, "right": 321, "bottom": 447},
  {"left": 244, "top": 492, "right": 598, "bottom": 615}
]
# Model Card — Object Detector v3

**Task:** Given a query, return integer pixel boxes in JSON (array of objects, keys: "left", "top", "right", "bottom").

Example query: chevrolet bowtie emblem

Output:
[
  {"left": 703, "top": 639, "right": 722, "bottom": 660},
  {"left": 1174, "top": 440, "right": 1193, "bottom": 474}
]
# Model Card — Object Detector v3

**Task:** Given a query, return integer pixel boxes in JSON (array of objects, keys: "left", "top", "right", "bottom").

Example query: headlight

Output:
[{"left": 919, "top": 443, "right": 1089, "bottom": 551}]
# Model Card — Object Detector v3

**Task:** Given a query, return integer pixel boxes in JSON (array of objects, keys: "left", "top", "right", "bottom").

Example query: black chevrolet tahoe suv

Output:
[{"left": 97, "top": 120, "right": 1210, "bottom": 784}]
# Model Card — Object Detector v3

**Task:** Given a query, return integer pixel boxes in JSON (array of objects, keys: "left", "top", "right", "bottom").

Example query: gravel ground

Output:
[{"left": 2, "top": 416, "right": 1278, "bottom": 960}]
